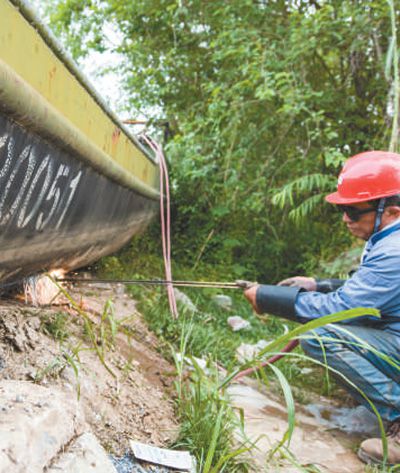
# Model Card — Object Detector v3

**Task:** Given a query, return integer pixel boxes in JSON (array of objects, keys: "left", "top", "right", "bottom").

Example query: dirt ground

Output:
[{"left": 0, "top": 280, "right": 179, "bottom": 457}]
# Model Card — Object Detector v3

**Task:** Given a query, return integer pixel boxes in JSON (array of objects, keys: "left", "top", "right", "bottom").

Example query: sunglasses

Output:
[{"left": 336, "top": 205, "right": 376, "bottom": 222}]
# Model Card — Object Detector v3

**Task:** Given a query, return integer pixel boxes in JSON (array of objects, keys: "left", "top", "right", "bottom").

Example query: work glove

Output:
[{"left": 278, "top": 276, "right": 317, "bottom": 292}]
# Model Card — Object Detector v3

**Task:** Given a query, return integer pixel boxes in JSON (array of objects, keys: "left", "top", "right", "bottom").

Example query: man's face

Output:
[{"left": 340, "top": 202, "right": 377, "bottom": 241}]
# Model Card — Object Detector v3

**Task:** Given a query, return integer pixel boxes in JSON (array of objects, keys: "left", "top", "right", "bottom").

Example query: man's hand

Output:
[
  {"left": 243, "top": 284, "right": 263, "bottom": 314},
  {"left": 277, "top": 276, "right": 317, "bottom": 291}
]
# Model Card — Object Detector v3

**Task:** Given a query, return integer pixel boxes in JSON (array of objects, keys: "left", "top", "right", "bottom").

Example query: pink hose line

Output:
[
  {"left": 140, "top": 135, "right": 178, "bottom": 318},
  {"left": 234, "top": 339, "right": 299, "bottom": 380}
]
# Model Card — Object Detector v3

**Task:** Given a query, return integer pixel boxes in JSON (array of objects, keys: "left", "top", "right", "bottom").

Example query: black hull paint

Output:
[{"left": 0, "top": 113, "right": 157, "bottom": 283}]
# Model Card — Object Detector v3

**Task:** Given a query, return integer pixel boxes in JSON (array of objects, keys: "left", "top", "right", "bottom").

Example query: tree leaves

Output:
[{"left": 48, "top": 0, "right": 397, "bottom": 279}]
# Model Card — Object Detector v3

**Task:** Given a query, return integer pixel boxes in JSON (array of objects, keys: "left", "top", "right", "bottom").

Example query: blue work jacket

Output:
[{"left": 295, "top": 219, "right": 400, "bottom": 335}]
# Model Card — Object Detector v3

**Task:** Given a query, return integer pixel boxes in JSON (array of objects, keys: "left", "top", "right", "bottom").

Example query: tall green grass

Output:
[{"left": 171, "top": 322, "right": 252, "bottom": 472}]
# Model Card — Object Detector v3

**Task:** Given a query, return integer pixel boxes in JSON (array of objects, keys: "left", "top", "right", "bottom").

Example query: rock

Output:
[
  {"left": 2, "top": 316, "right": 27, "bottom": 352},
  {"left": 236, "top": 340, "right": 271, "bottom": 362},
  {"left": 47, "top": 432, "right": 118, "bottom": 473},
  {"left": 14, "top": 394, "right": 24, "bottom": 403},
  {"left": 227, "top": 316, "right": 250, "bottom": 332},
  {"left": 1, "top": 313, "right": 41, "bottom": 352},
  {"left": 299, "top": 367, "right": 313, "bottom": 375},
  {"left": 175, "top": 353, "right": 208, "bottom": 373},
  {"left": 212, "top": 294, "right": 232, "bottom": 310},
  {"left": 0, "top": 380, "right": 84, "bottom": 473},
  {"left": 173, "top": 289, "right": 197, "bottom": 313}
]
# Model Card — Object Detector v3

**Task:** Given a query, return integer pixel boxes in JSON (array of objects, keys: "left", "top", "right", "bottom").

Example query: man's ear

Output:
[{"left": 385, "top": 205, "right": 400, "bottom": 218}]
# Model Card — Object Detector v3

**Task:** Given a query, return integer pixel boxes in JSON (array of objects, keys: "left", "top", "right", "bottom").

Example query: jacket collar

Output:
[
  {"left": 370, "top": 217, "right": 400, "bottom": 246},
  {"left": 362, "top": 218, "right": 400, "bottom": 263}
]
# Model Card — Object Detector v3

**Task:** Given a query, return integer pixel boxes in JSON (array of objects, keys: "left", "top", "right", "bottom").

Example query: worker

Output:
[{"left": 243, "top": 150, "right": 400, "bottom": 467}]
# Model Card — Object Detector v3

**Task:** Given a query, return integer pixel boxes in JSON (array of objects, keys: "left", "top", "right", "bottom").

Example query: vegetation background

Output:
[{"left": 40, "top": 0, "right": 399, "bottom": 284}]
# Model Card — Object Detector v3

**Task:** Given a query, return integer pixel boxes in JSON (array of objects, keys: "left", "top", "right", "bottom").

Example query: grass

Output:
[
  {"left": 129, "top": 283, "right": 335, "bottom": 400},
  {"left": 34, "top": 275, "right": 132, "bottom": 397},
  {"left": 171, "top": 323, "right": 253, "bottom": 472},
  {"left": 96, "top": 247, "right": 400, "bottom": 472},
  {"left": 97, "top": 245, "right": 344, "bottom": 397},
  {"left": 48, "top": 274, "right": 120, "bottom": 377},
  {"left": 40, "top": 311, "right": 70, "bottom": 341},
  {"left": 37, "top": 307, "right": 82, "bottom": 394},
  {"left": 147, "top": 289, "right": 390, "bottom": 471},
  {"left": 33, "top": 342, "right": 83, "bottom": 398},
  {"left": 366, "top": 466, "right": 400, "bottom": 473}
]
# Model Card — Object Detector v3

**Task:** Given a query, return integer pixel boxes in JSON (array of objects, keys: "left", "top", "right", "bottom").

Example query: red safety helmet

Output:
[{"left": 326, "top": 150, "right": 400, "bottom": 204}]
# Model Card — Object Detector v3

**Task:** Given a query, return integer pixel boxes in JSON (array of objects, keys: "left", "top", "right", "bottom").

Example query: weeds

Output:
[
  {"left": 40, "top": 311, "right": 70, "bottom": 342},
  {"left": 366, "top": 465, "right": 400, "bottom": 473},
  {"left": 99, "top": 299, "right": 118, "bottom": 352},
  {"left": 154, "top": 304, "right": 381, "bottom": 471},
  {"left": 47, "top": 274, "right": 117, "bottom": 377},
  {"left": 171, "top": 321, "right": 252, "bottom": 472},
  {"left": 221, "top": 308, "right": 400, "bottom": 471},
  {"left": 33, "top": 274, "right": 131, "bottom": 399},
  {"left": 270, "top": 446, "right": 323, "bottom": 472},
  {"left": 128, "top": 277, "right": 398, "bottom": 471},
  {"left": 34, "top": 343, "right": 82, "bottom": 398}
]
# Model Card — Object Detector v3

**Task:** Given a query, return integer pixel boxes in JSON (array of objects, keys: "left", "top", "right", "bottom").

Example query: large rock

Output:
[
  {"left": 0, "top": 380, "right": 84, "bottom": 473},
  {"left": 47, "top": 432, "right": 117, "bottom": 473}
]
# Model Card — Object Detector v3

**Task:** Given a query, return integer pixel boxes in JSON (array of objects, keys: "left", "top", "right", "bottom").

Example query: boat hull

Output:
[
  {"left": 0, "top": 0, "right": 160, "bottom": 285},
  {"left": 0, "top": 113, "right": 157, "bottom": 284}
]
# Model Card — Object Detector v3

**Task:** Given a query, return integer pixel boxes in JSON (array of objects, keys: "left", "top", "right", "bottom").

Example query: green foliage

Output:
[
  {"left": 121, "top": 260, "right": 387, "bottom": 469},
  {"left": 98, "top": 299, "right": 119, "bottom": 356},
  {"left": 46, "top": 0, "right": 399, "bottom": 281},
  {"left": 40, "top": 311, "right": 70, "bottom": 341},
  {"left": 272, "top": 173, "right": 336, "bottom": 223},
  {"left": 318, "top": 245, "right": 364, "bottom": 279},
  {"left": 133, "top": 285, "right": 290, "bottom": 371},
  {"left": 366, "top": 465, "right": 400, "bottom": 473},
  {"left": 387, "top": 0, "right": 399, "bottom": 152},
  {"left": 49, "top": 274, "right": 117, "bottom": 377},
  {"left": 172, "top": 327, "right": 251, "bottom": 472},
  {"left": 112, "top": 248, "right": 328, "bottom": 395}
]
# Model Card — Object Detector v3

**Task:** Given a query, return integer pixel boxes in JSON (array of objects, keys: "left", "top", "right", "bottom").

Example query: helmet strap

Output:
[{"left": 373, "top": 198, "right": 386, "bottom": 234}]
